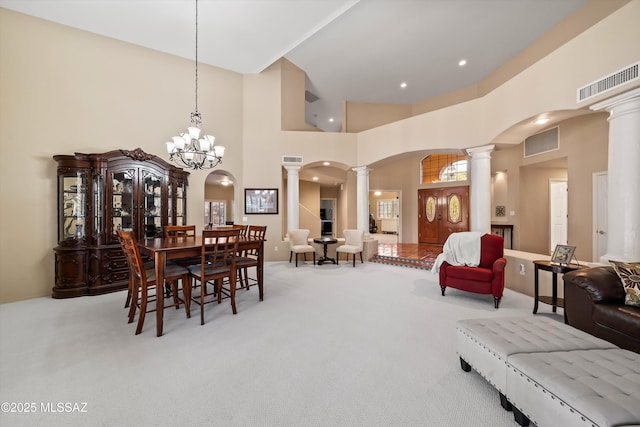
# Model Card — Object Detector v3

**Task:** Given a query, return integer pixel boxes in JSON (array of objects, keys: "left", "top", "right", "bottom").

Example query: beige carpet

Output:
[{"left": 0, "top": 261, "right": 550, "bottom": 426}]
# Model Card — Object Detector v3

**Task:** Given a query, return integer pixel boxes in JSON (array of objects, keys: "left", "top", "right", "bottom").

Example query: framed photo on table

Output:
[
  {"left": 551, "top": 244, "right": 575, "bottom": 265},
  {"left": 244, "top": 188, "right": 278, "bottom": 214}
]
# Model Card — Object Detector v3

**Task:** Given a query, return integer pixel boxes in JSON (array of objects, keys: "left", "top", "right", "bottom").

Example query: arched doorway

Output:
[{"left": 204, "top": 171, "right": 235, "bottom": 227}]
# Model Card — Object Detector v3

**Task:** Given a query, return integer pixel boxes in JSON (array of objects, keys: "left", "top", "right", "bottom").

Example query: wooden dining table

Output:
[{"left": 138, "top": 234, "right": 265, "bottom": 337}]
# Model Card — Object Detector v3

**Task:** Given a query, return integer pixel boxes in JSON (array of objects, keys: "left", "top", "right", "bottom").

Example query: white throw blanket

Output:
[{"left": 431, "top": 232, "right": 484, "bottom": 274}]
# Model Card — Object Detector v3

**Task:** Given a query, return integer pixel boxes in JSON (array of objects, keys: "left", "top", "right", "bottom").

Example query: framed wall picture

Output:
[
  {"left": 551, "top": 244, "right": 575, "bottom": 265},
  {"left": 244, "top": 188, "right": 278, "bottom": 214}
]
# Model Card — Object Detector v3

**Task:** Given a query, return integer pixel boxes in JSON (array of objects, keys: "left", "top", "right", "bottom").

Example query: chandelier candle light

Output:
[{"left": 166, "top": 0, "right": 225, "bottom": 170}]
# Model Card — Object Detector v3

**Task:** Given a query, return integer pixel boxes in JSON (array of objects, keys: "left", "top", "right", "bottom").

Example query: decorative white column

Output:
[
  {"left": 466, "top": 145, "right": 494, "bottom": 234},
  {"left": 353, "top": 166, "right": 371, "bottom": 237},
  {"left": 285, "top": 166, "right": 300, "bottom": 233},
  {"left": 591, "top": 88, "right": 640, "bottom": 262}
]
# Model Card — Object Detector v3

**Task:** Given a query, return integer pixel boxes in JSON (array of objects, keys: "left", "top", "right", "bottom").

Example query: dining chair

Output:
[
  {"left": 164, "top": 224, "right": 196, "bottom": 237},
  {"left": 336, "top": 229, "right": 364, "bottom": 267},
  {"left": 116, "top": 229, "right": 191, "bottom": 335},
  {"left": 164, "top": 224, "right": 200, "bottom": 265},
  {"left": 230, "top": 224, "right": 248, "bottom": 236},
  {"left": 288, "top": 229, "right": 316, "bottom": 267},
  {"left": 236, "top": 225, "right": 267, "bottom": 292},
  {"left": 189, "top": 228, "right": 240, "bottom": 325}
]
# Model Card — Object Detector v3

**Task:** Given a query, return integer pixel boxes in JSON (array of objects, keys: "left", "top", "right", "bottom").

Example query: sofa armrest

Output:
[{"left": 563, "top": 266, "right": 625, "bottom": 304}]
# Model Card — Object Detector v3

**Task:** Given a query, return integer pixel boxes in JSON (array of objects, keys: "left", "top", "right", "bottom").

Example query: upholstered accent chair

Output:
[
  {"left": 439, "top": 233, "right": 507, "bottom": 308},
  {"left": 336, "top": 229, "right": 364, "bottom": 267},
  {"left": 288, "top": 229, "right": 315, "bottom": 266}
]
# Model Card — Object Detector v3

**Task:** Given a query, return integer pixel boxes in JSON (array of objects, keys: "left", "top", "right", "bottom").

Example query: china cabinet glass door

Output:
[
  {"left": 93, "top": 175, "right": 102, "bottom": 238},
  {"left": 142, "top": 170, "right": 163, "bottom": 237},
  {"left": 175, "top": 181, "right": 186, "bottom": 226},
  {"left": 59, "top": 172, "right": 87, "bottom": 241},
  {"left": 111, "top": 169, "right": 135, "bottom": 234}
]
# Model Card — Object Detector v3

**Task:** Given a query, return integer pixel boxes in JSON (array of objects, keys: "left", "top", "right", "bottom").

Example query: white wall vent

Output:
[
  {"left": 282, "top": 156, "right": 303, "bottom": 165},
  {"left": 524, "top": 127, "right": 559, "bottom": 157},
  {"left": 577, "top": 61, "right": 639, "bottom": 103}
]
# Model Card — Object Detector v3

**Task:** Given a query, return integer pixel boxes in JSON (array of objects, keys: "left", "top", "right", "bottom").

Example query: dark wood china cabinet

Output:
[{"left": 53, "top": 148, "right": 189, "bottom": 298}]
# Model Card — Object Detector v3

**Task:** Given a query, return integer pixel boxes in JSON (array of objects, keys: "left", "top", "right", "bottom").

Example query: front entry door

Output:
[{"left": 418, "top": 186, "right": 469, "bottom": 244}]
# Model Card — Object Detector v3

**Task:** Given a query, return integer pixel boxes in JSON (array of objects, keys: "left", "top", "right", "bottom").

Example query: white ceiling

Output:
[{"left": 1, "top": 0, "right": 588, "bottom": 133}]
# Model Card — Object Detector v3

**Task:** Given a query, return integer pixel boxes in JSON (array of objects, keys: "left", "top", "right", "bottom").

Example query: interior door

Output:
[
  {"left": 549, "top": 180, "right": 568, "bottom": 253},
  {"left": 418, "top": 186, "right": 469, "bottom": 244}
]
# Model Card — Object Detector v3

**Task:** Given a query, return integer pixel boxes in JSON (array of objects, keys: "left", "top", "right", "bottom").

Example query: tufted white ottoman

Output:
[
  {"left": 456, "top": 316, "right": 619, "bottom": 425},
  {"left": 507, "top": 348, "right": 640, "bottom": 427},
  {"left": 457, "top": 317, "right": 617, "bottom": 394}
]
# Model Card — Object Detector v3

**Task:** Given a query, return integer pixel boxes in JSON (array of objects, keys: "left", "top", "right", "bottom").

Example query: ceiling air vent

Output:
[
  {"left": 524, "top": 127, "right": 559, "bottom": 157},
  {"left": 577, "top": 61, "right": 639, "bottom": 103},
  {"left": 282, "top": 156, "right": 303, "bottom": 165},
  {"left": 305, "top": 90, "right": 319, "bottom": 103}
]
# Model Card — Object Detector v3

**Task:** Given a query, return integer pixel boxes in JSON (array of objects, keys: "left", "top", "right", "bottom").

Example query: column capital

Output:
[
  {"left": 284, "top": 165, "right": 301, "bottom": 174},
  {"left": 352, "top": 166, "right": 371, "bottom": 174},
  {"left": 590, "top": 87, "right": 640, "bottom": 112},
  {"left": 466, "top": 144, "right": 495, "bottom": 159}
]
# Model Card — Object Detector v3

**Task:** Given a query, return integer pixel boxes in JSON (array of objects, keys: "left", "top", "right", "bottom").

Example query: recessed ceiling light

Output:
[
  {"left": 458, "top": 59, "right": 467, "bottom": 67},
  {"left": 312, "top": 176, "right": 319, "bottom": 181},
  {"left": 534, "top": 118, "right": 550, "bottom": 125},
  {"left": 323, "top": 161, "right": 330, "bottom": 166},
  {"left": 329, "top": 118, "right": 334, "bottom": 122},
  {"left": 400, "top": 82, "right": 408, "bottom": 88}
]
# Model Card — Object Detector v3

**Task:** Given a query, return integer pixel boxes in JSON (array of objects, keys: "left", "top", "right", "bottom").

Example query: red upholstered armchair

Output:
[{"left": 439, "top": 234, "right": 507, "bottom": 308}]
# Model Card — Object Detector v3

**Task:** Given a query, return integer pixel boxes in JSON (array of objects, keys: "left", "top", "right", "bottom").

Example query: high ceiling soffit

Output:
[{"left": 1, "top": 0, "right": 593, "bottom": 132}]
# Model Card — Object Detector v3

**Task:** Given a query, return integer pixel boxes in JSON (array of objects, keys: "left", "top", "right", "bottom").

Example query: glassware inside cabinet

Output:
[
  {"left": 111, "top": 170, "right": 134, "bottom": 233},
  {"left": 59, "top": 173, "right": 87, "bottom": 241},
  {"left": 143, "top": 170, "right": 162, "bottom": 237},
  {"left": 176, "top": 182, "right": 185, "bottom": 226},
  {"left": 167, "top": 181, "right": 173, "bottom": 226},
  {"left": 93, "top": 174, "right": 102, "bottom": 236}
]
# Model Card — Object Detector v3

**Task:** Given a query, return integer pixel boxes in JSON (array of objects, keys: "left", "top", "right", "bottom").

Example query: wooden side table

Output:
[{"left": 533, "top": 260, "right": 583, "bottom": 321}]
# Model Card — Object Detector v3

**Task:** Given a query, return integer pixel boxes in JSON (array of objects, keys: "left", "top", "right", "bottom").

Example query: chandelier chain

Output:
[
  {"left": 165, "top": 0, "right": 225, "bottom": 170},
  {"left": 194, "top": 0, "right": 199, "bottom": 115}
]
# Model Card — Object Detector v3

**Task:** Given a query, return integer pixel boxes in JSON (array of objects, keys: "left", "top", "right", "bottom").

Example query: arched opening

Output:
[{"left": 204, "top": 171, "right": 236, "bottom": 227}]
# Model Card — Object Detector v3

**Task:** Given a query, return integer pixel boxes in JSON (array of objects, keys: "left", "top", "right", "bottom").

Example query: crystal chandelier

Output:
[{"left": 166, "top": 0, "right": 225, "bottom": 170}]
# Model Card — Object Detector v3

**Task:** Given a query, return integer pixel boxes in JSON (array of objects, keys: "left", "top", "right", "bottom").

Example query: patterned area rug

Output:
[{"left": 371, "top": 243, "right": 442, "bottom": 270}]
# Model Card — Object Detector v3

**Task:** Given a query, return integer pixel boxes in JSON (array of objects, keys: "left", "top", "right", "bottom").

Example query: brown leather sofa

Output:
[{"left": 563, "top": 266, "right": 640, "bottom": 353}]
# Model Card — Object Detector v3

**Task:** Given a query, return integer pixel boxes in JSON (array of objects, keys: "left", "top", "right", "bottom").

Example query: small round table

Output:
[{"left": 313, "top": 237, "right": 338, "bottom": 265}]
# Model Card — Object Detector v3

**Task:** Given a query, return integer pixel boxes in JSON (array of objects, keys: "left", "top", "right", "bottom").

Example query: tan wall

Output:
[
  {"left": 345, "top": 102, "right": 412, "bottom": 133},
  {"left": 0, "top": 9, "right": 244, "bottom": 303},
  {"left": 519, "top": 166, "right": 568, "bottom": 255},
  {"left": 280, "top": 58, "right": 320, "bottom": 132},
  {"left": 0, "top": 2, "right": 637, "bottom": 302},
  {"left": 492, "top": 113, "right": 608, "bottom": 261},
  {"left": 299, "top": 180, "right": 321, "bottom": 237}
]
